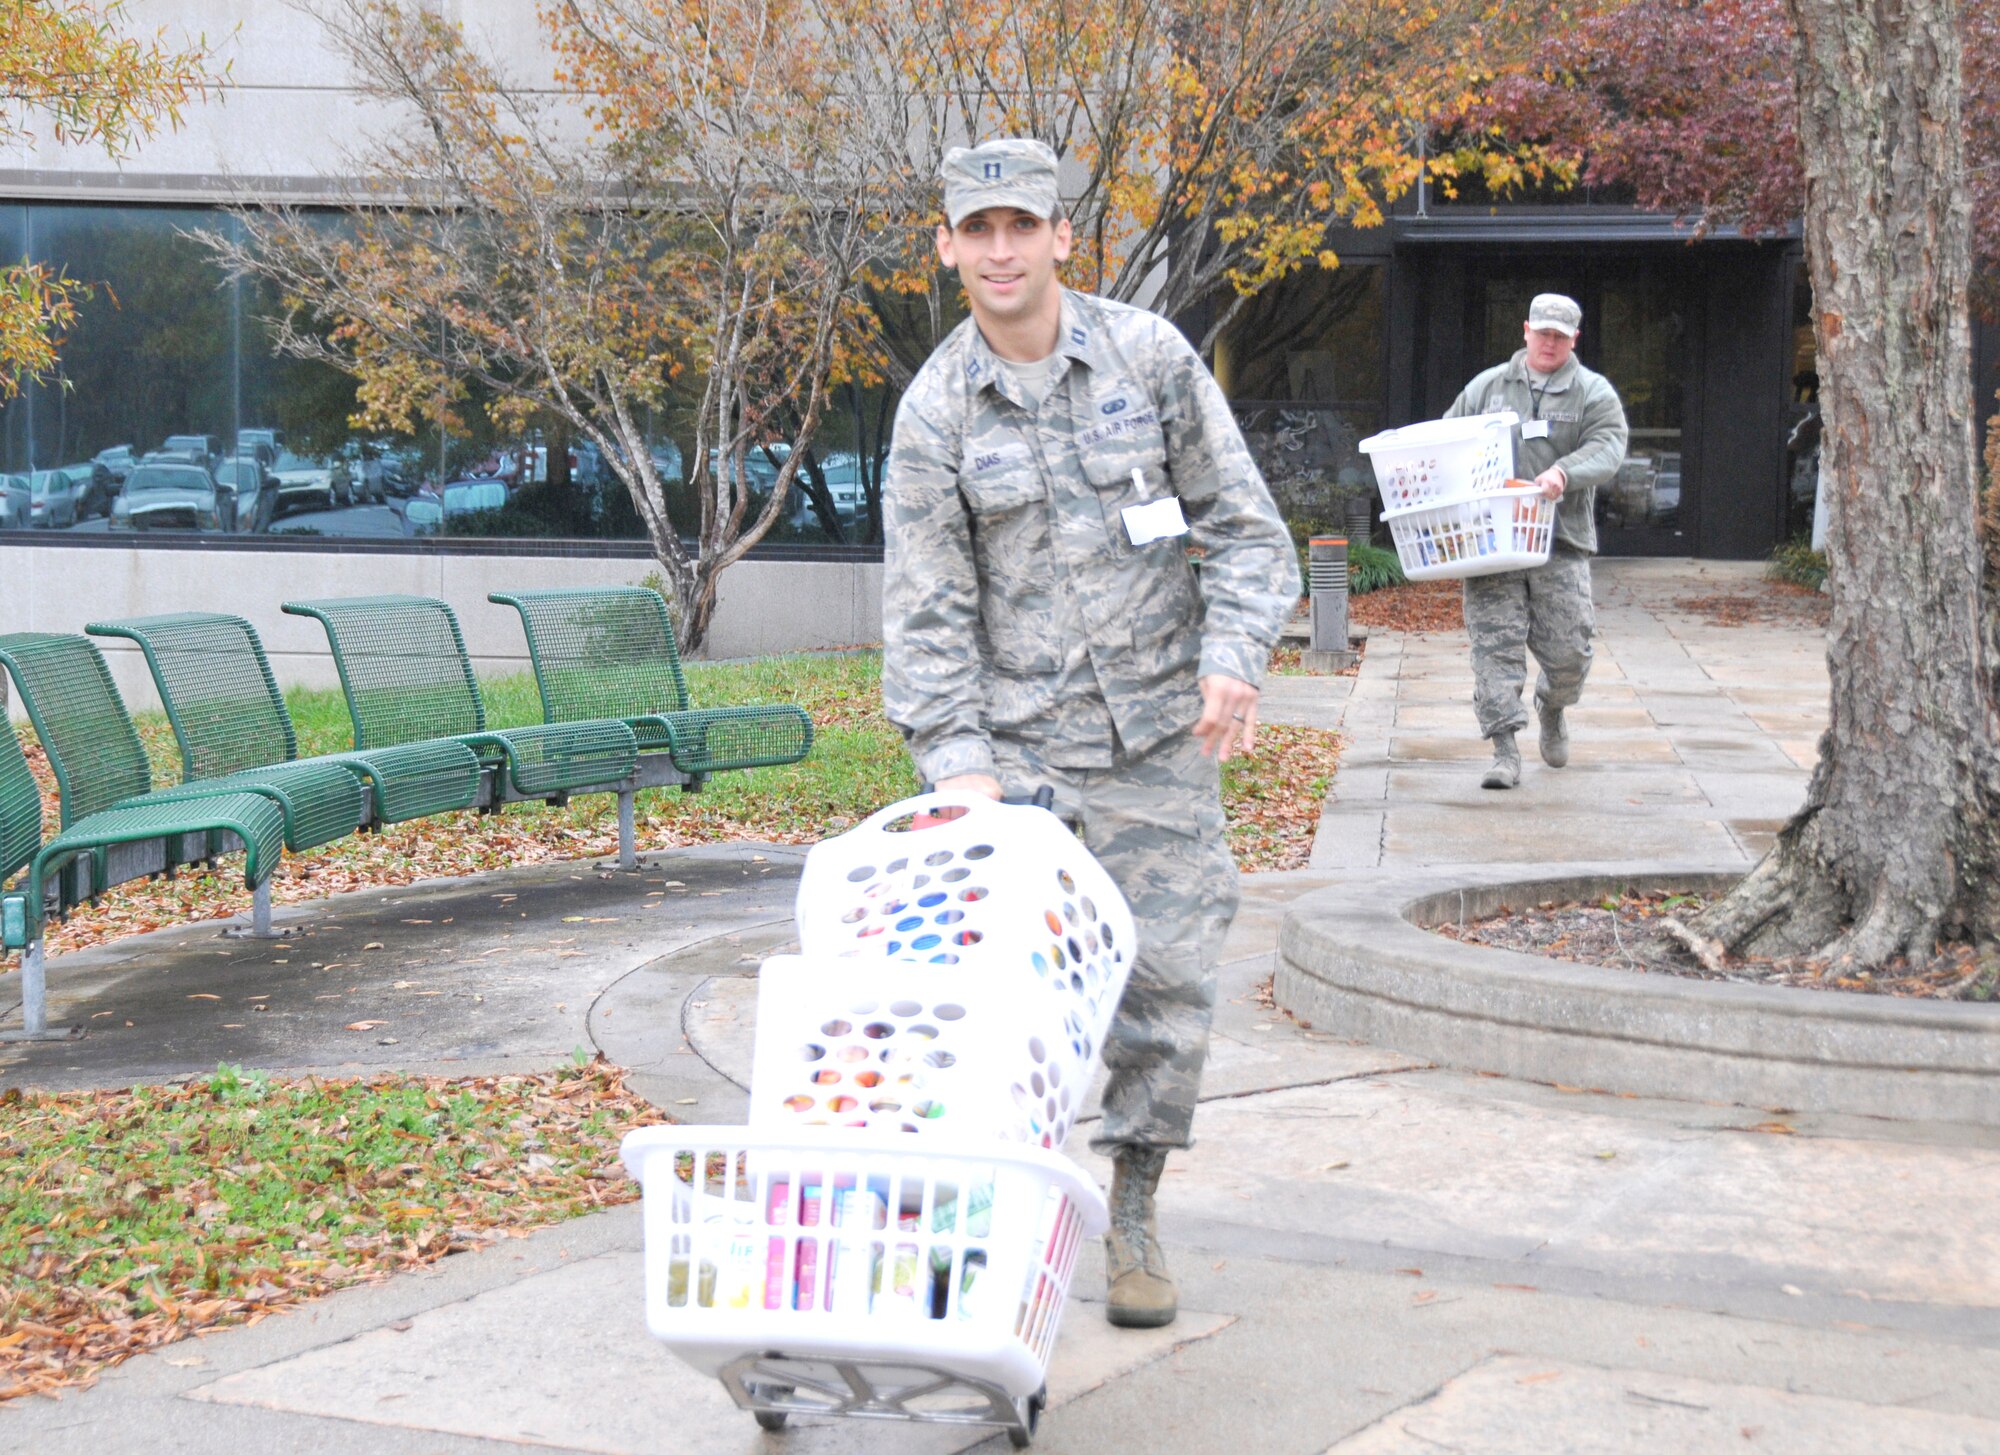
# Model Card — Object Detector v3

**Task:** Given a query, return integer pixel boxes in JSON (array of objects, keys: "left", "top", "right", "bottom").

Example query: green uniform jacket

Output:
[
  {"left": 1444, "top": 350, "right": 1629, "bottom": 554},
  {"left": 882, "top": 290, "right": 1295, "bottom": 786}
]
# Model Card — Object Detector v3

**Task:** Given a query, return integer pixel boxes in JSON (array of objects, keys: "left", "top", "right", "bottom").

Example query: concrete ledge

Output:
[{"left": 1276, "top": 863, "right": 2000, "bottom": 1126}]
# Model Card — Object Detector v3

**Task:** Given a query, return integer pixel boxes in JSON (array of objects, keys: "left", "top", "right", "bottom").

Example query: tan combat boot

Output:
[
  {"left": 1538, "top": 702, "right": 1570, "bottom": 768},
  {"left": 1105, "top": 1146, "right": 1176, "bottom": 1328},
  {"left": 1481, "top": 731, "right": 1522, "bottom": 790}
]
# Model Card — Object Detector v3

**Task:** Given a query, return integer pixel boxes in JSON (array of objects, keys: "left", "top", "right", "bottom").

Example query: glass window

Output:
[
  {"left": 1214, "top": 264, "right": 1386, "bottom": 534},
  {"left": 0, "top": 201, "right": 877, "bottom": 547}
]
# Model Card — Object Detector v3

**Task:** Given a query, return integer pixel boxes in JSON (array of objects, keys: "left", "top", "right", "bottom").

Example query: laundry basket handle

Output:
[{"left": 851, "top": 785, "right": 1057, "bottom": 838}]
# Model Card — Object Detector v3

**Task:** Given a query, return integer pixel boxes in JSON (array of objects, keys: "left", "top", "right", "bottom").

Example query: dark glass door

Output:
[{"left": 1476, "top": 259, "right": 1692, "bottom": 555}]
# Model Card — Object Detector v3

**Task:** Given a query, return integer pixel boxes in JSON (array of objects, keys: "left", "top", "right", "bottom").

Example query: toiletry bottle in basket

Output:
[{"left": 793, "top": 1177, "right": 824, "bottom": 1311}]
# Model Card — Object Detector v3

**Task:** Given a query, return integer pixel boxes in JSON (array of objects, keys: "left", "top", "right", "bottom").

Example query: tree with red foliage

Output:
[
  {"left": 1481, "top": 0, "right": 1999, "bottom": 278},
  {"left": 1480, "top": 0, "right": 2000, "bottom": 983}
]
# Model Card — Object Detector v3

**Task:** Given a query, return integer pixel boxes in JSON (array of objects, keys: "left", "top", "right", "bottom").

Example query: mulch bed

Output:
[
  {"left": 1433, "top": 890, "right": 1998, "bottom": 1001},
  {"left": 1350, "top": 580, "right": 1465, "bottom": 634},
  {"left": 1675, "top": 581, "right": 1830, "bottom": 628}
]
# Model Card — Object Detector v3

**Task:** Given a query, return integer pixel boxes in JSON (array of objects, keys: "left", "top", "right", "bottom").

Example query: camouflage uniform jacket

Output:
[
  {"left": 882, "top": 290, "right": 1295, "bottom": 786},
  {"left": 1444, "top": 349, "right": 1629, "bottom": 554}
]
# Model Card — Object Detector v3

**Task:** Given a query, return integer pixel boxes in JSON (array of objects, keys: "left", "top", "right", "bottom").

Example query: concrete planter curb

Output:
[{"left": 1276, "top": 863, "right": 2000, "bottom": 1126}]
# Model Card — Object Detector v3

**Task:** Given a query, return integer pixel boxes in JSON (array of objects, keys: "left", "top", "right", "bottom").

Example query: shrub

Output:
[
  {"left": 1767, "top": 535, "right": 1828, "bottom": 591},
  {"left": 1347, "top": 540, "right": 1406, "bottom": 595}
]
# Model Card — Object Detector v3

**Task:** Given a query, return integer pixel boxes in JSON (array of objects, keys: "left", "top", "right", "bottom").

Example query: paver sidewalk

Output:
[
  {"left": 9, "top": 560, "right": 2000, "bottom": 1455},
  {"left": 1263, "top": 557, "right": 1830, "bottom": 871}
]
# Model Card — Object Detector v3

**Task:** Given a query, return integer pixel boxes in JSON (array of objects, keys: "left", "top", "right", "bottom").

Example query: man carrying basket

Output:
[
  {"left": 880, "top": 138, "right": 1295, "bottom": 1329},
  {"left": 1444, "top": 293, "right": 1629, "bottom": 789}
]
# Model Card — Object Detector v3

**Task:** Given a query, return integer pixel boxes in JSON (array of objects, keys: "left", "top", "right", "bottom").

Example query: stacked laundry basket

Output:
[
  {"left": 1358, "top": 410, "right": 1558, "bottom": 580},
  {"left": 620, "top": 790, "right": 1136, "bottom": 1446}
]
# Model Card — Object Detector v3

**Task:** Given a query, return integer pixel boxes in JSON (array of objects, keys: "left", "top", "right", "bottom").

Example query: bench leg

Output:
[
  {"left": 224, "top": 880, "right": 288, "bottom": 940},
  {"left": 0, "top": 940, "right": 79, "bottom": 1041},
  {"left": 617, "top": 790, "right": 638, "bottom": 872}
]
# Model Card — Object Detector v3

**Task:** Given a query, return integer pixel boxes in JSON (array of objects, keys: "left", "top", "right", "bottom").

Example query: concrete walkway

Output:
[
  {"left": 1264, "top": 557, "right": 1830, "bottom": 870},
  {"left": 8, "top": 560, "right": 2000, "bottom": 1455}
]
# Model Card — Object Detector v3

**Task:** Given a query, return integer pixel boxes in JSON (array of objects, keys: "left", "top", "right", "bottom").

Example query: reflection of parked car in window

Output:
[
  {"left": 1649, "top": 453, "right": 1682, "bottom": 523},
  {"left": 162, "top": 434, "right": 224, "bottom": 471},
  {"left": 27, "top": 469, "right": 78, "bottom": 528},
  {"left": 59, "top": 462, "right": 114, "bottom": 519},
  {"left": 94, "top": 444, "right": 137, "bottom": 485},
  {"left": 268, "top": 451, "right": 353, "bottom": 512},
  {"left": 373, "top": 441, "right": 426, "bottom": 497},
  {"left": 215, "top": 458, "right": 277, "bottom": 534},
  {"left": 237, "top": 427, "right": 285, "bottom": 461},
  {"left": 403, "top": 478, "right": 507, "bottom": 536},
  {"left": 109, "top": 462, "right": 237, "bottom": 533},
  {"left": 0, "top": 475, "right": 29, "bottom": 530},
  {"left": 338, "top": 440, "right": 393, "bottom": 503}
]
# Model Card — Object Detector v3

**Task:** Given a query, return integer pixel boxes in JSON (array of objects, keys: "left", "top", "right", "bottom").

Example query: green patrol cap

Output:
[
  {"left": 941, "top": 138, "right": 1060, "bottom": 227},
  {"left": 1527, "top": 293, "right": 1583, "bottom": 337}
]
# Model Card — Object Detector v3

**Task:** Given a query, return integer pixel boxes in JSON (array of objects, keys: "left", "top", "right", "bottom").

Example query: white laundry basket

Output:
[
  {"left": 794, "top": 793, "right": 1135, "bottom": 1085},
  {"left": 1381, "top": 486, "right": 1557, "bottom": 582},
  {"left": 620, "top": 1125, "right": 1106, "bottom": 1422},
  {"left": 1359, "top": 411, "right": 1518, "bottom": 510},
  {"left": 749, "top": 953, "right": 1102, "bottom": 1150}
]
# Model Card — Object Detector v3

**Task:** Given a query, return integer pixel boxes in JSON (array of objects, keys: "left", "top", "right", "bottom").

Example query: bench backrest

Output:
[
  {"left": 0, "top": 633, "right": 152, "bottom": 825},
  {"left": 489, "top": 586, "right": 692, "bottom": 723},
  {"left": 1, "top": 724, "right": 40, "bottom": 888},
  {"left": 282, "top": 596, "right": 486, "bottom": 749},
  {"left": 86, "top": 613, "right": 300, "bottom": 781}
]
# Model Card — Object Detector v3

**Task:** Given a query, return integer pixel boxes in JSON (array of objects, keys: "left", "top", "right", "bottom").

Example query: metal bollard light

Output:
[
  {"left": 1309, "top": 537, "right": 1349, "bottom": 651},
  {"left": 1305, "top": 536, "right": 1358, "bottom": 671}
]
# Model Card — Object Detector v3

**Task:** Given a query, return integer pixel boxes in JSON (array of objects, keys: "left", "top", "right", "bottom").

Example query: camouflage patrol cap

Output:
[
  {"left": 1527, "top": 293, "right": 1583, "bottom": 337},
  {"left": 940, "top": 139, "right": 1061, "bottom": 227}
]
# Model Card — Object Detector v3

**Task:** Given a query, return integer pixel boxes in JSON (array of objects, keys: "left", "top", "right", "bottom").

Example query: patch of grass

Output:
[
  {"left": 1767, "top": 535, "right": 1828, "bottom": 591},
  {"left": 0, "top": 1058, "right": 663, "bottom": 1400},
  {"left": 1220, "top": 724, "right": 1344, "bottom": 871}
]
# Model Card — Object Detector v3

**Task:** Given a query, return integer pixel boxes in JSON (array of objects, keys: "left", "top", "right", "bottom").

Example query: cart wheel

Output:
[
  {"left": 1007, "top": 1385, "right": 1046, "bottom": 1448},
  {"left": 750, "top": 1383, "right": 792, "bottom": 1433}
]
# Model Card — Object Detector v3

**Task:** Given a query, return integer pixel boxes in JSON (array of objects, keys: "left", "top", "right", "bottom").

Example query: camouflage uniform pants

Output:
[
  {"left": 1462, "top": 547, "right": 1595, "bottom": 739},
  {"left": 990, "top": 730, "right": 1239, "bottom": 1154}
]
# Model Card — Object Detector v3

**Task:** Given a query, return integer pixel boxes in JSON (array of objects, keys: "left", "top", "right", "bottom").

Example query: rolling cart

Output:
[{"left": 621, "top": 791, "right": 1135, "bottom": 1444}]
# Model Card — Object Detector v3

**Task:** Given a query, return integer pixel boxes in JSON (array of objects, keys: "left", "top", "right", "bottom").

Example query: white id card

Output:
[
  {"left": 1522, "top": 419, "right": 1551, "bottom": 440},
  {"left": 1121, "top": 467, "right": 1189, "bottom": 545}
]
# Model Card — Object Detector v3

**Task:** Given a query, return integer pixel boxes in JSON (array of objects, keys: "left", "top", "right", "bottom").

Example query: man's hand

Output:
[
  {"left": 915, "top": 773, "right": 1001, "bottom": 827},
  {"left": 1535, "top": 465, "right": 1568, "bottom": 501},
  {"left": 1194, "top": 675, "right": 1260, "bottom": 762}
]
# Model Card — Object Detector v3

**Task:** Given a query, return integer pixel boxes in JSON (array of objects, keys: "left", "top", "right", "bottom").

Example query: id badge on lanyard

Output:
[{"left": 1120, "top": 468, "right": 1188, "bottom": 545}]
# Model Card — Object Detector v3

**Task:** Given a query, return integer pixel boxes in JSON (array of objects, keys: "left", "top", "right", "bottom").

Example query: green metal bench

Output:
[
  {"left": 0, "top": 628, "right": 340, "bottom": 940},
  {"left": 86, "top": 612, "right": 485, "bottom": 832},
  {"left": 280, "top": 595, "right": 641, "bottom": 805},
  {"left": 0, "top": 628, "right": 365, "bottom": 858},
  {"left": 488, "top": 586, "right": 813, "bottom": 776},
  {"left": 1, "top": 701, "right": 284, "bottom": 1040}
]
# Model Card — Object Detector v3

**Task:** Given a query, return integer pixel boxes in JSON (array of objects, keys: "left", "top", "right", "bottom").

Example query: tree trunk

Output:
[{"left": 1695, "top": 0, "right": 2000, "bottom": 965}]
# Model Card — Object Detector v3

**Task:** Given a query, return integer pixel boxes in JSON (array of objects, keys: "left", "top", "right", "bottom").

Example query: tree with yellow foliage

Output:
[
  {"left": 855, "top": 0, "right": 1568, "bottom": 384},
  {"left": 213, "top": 0, "right": 909, "bottom": 649},
  {"left": 0, "top": 1, "right": 223, "bottom": 397}
]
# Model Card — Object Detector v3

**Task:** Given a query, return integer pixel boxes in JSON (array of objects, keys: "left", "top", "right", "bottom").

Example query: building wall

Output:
[
  {"left": 2, "top": 1, "right": 555, "bottom": 201},
  {"left": 0, "top": 542, "right": 885, "bottom": 717}
]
